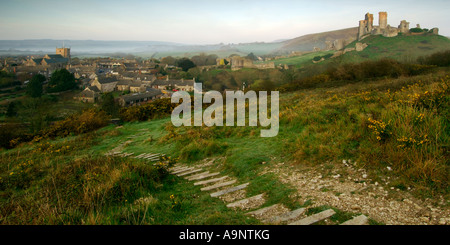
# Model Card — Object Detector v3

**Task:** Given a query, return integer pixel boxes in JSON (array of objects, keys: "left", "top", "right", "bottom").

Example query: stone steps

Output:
[
  {"left": 186, "top": 172, "right": 221, "bottom": 181},
  {"left": 177, "top": 168, "right": 203, "bottom": 177},
  {"left": 263, "top": 207, "right": 306, "bottom": 224},
  {"left": 194, "top": 176, "right": 229, "bottom": 186},
  {"left": 200, "top": 180, "right": 237, "bottom": 191},
  {"left": 288, "top": 209, "right": 336, "bottom": 225},
  {"left": 227, "top": 194, "right": 265, "bottom": 210},
  {"left": 210, "top": 183, "right": 249, "bottom": 197},
  {"left": 340, "top": 214, "right": 369, "bottom": 225},
  {"left": 106, "top": 144, "right": 373, "bottom": 226}
]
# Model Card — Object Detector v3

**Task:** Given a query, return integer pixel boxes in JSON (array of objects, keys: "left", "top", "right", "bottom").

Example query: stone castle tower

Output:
[
  {"left": 378, "top": 12, "right": 387, "bottom": 29},
  {"left": 358, "top": 12, "right": 390, "bottom": 40},
  {"left": 357, "top": 11, "right": 403, "bottom": 40}
]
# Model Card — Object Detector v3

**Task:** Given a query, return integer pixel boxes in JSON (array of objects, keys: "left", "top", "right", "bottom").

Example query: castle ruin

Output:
[
  {"left": 358, "top": 11, "right": 399, "bottom": 40},
  {"left": 357, "top": 11, "right": 438, "bottom": 41}
]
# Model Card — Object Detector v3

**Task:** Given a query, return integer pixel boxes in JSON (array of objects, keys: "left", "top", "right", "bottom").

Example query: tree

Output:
[
  {"left": 161, "top": 56, "right": 177, "bottom": 66},
  {"left": 26, "top": 74, "right": 45, "bottom": 98},
  {"left": 17, "top": 97, "right": 53, "bottom": 134},
  {"left": 100, "top": 93, "right": 119, "bottom": 117},
  {"left": 177, "top": 58, "right": 197, "bottom": 72},
  {"left": 191, "top": 53, "right": 219, "bottom": 66},
  {"left": 48, "top": 69, "right": 77, "bottom": 92},
  {"left": 245, "top": 52, "right": 258, "bottom": 61},
  {"left": 6, "top": 101, "right": 20, "bottom": 117}
]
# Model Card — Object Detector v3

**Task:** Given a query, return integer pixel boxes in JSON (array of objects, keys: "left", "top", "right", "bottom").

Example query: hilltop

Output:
[{"left": 256, "top": 33, "right": 450, "bottom": 68}]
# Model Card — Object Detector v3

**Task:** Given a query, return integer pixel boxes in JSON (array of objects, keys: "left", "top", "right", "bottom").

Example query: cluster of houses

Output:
[
  {"left": 2, "top": 47, "right": 195, "bottom": 107},
  {"left": 75, "top": 74, "right": 195, "bottom": 107}
]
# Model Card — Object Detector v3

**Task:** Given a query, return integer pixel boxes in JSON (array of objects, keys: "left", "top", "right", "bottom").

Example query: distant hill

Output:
[
  {"left": 0, "top": 39, "right": 186, "bottom": 56},
  {"left": 275, "top": 27, "right": 359, "bottom": 54},
  {"left": 1, "top": 28, "right": 448, "bottom": 60}
]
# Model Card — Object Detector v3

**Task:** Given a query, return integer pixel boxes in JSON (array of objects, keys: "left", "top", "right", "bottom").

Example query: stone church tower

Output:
[{"left": 56, "top": 47, "right": 70, "bottom": 59}]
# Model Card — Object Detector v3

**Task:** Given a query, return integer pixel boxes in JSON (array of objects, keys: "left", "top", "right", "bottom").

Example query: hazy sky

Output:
[{"left": 0, "top": 0, "right": 448, "bottom": 44}]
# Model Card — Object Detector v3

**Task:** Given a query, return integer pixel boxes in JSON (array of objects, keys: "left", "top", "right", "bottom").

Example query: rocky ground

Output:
[{"left": 262, "top": 158, "right": 450, "bottom": 225}]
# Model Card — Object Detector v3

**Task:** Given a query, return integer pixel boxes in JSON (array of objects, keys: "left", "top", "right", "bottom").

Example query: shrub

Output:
[
  {"left": 0, "top": 123, "right": 32, "bottom": 149},
  {"left": 26, "top": 74, "right": 45, "bottom": 98},
  {"left": 417, "top": 50, "right": 450, "bottom": 67},
  {"left": 119, "top": 98, "right": 179, "bottom": 122},
  {"left": 410, "top": 28, "right": 424, "bottom": 33},
  {"left": 42, "top": 108, "right": 109, "bottom": 138}
]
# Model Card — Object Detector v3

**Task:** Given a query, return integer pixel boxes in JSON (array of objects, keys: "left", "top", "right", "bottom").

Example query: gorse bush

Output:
[
  {"left": 417, "top": 50, "right": 450, "bottom": 67},
  {"left": 119, "top": 98, "right": 179, "bottom": 122},
  {"left": 41, "top": 108, "right": 109, "bottom": 138},
  {"left": 279, "top": 72, "right": 449, "bottom": 196},
  {"left": 279, "top": 58, "right": 438, "bottom": 92},
  {"left": 327, "top": 58, "right": 411, "bottom": 81},
  {"left": 0, "top": 123, "right": 32, "bottom": 149}
]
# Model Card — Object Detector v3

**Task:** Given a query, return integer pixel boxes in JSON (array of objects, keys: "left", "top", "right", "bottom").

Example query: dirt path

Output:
[{"left": 262, "top": 159, "right": 450, "bottom": 225}]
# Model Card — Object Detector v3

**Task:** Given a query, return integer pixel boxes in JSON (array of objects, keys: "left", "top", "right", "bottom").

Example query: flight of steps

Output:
[
  {"left": 105, "top": 139, "right": 368, "bottom": 225},
  {"left": 170, "top": 163, "right": 369, "bottom": 225}
]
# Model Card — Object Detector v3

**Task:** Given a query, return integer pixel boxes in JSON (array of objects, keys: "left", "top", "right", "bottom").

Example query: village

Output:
[
  {"left": 0, "top": 3, "right": 449, "bottom": 231},
  {"left": 0, "top": 47, "right": 201, "bottom": 107}
]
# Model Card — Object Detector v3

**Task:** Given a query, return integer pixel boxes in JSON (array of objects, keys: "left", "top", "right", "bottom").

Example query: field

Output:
[{"left": 256, "top": 50, "right": 335, "bottom": 67}]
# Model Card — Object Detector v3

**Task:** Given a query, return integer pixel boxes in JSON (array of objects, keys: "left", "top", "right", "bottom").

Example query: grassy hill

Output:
[
  {"left": 277, "top": 27, "right": 359, "bottom": 53},
  {"left": 258, "top": 34, "right": 450, "bottom": 69},
  {"left": 1, "top": 65, "right": 448, "bottom": 224},
  {"left": 340, "top": 33, "right": 450, "bottom": 63}
]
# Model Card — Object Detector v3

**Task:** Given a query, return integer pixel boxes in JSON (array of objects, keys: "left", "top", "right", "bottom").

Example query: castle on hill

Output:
[{"left": 357, "top": 11, "right": 439, "bottom": 40}]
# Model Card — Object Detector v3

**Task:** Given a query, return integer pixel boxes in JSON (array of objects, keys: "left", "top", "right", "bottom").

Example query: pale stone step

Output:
[
  {"left": 169, "top": 165, "right": 188, "bottom": 171},
  {"left": 194, "top": 176, "right": 228, "bottom": 186},
  {"left": 177, "top": 168, "right": 203, "bottom": 177},
  {"left": 228, "top": 194, "right": 265, "bottom": 209},
  {"left": 144, "top": 155, "right": 160, "bottom": 159},
  {"left": 135, "top": 153, "right": 148, "bottom": 159},
  {"left": 186, "top": 172, "right": 220, "bottom": 181},
  {"left": 184, "top": 171, "right": 209, "bottom": 180},
  {"left": 246, "top": 203, "right": 278, "bottom": 216},
  {"left": 172, "top": 167, "right": 194, "bottom": 175},
  {"left": 264, "top": 207, "right": 306, "bottom": 224},
  {"left": 201, "top": 180, "right": 237, "bottom": 191},
  {"left": 210, "top": 183, "right": 250, "bottom": 198},
  {"left": 170, "top": 167, "right": 187, "bottom": 173},
  {"left": 288, "top": 209, "right": 336, "bottom": 225},
  {"left": 340, "top": 215, "right": 369, "bottom": 225}
]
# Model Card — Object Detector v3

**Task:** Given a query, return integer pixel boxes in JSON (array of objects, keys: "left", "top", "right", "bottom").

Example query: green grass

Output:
[
  {"left": 342, "top": 34, "right": 450, "bottom": 63},
  {"left": 0, "top": 129, "right": 261, "bottom": 225},
  {"left": 1, "top": 66, "right": 448, "bottom": 224},
  {"left": 256, "top": 50, "right": 334, "bottom": 67},
  {"left": 255, "top": 34, "right": 450, "bottom": 69}
]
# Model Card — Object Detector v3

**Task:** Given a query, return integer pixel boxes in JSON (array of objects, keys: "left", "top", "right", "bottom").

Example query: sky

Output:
[{"left": 0, "top": 0, "right": 449, "bottom": 44}]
